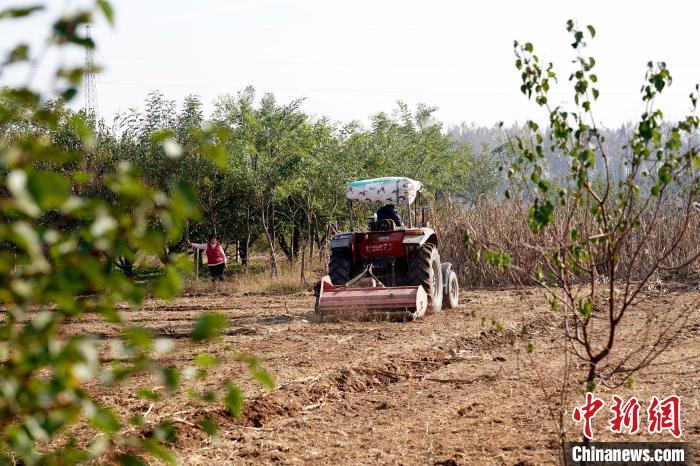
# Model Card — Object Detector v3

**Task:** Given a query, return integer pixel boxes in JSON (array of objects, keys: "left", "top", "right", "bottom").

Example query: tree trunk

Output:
[
  {"left": 260, "top": 201, "right": 277, "bottom": 277},
  {"left": 318, "top": 224, "right": 330, "bottom": 262},
  {"left": 278, "top": 233, "right": 294, "bottom": 263},
  {"left": 115, "top": 256, "right": 133, "bottom": 278},
  {"left": 239, "top": 240, "right": 248, "bottom": 266},
  {"left": 301, "top": 210, "right": 312, "bottom": 284},
  {"left": 292, "top": 223, "right": 300, "bottom": 262},
  {"left": 582, "top": 363, "right": 597, "bottom": 446},
  {"left": 244, "top": 203, "right": 251, "bottom": 272},
  {"left": 271, "top": 205, "right": 277, "bottom": 276},
  {"left": 309, "top": 218, "right": 315, "bottom": 261}
]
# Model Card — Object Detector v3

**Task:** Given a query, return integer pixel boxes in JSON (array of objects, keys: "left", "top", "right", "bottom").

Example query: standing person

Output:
[{"left": 187, "top": 234, "right": 227, "bottom": 282}]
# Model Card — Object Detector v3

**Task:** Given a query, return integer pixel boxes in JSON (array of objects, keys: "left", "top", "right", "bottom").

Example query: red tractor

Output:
[{"left": 315, "top": 177, "right": 459, "bottom": 320}]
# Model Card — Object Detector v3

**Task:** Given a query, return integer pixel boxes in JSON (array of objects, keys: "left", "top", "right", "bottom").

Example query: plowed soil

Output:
[{"left": 65, "top": 284, "right": 700, "bottom": 465}]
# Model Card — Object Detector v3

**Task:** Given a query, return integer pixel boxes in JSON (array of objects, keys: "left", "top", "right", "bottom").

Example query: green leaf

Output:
[
  {"left": 142, "top": 440, "right": 175, "bottom": 465},
  {"left": 160, "top": 367, "right": 180, "bottom": 392},
  {"left": 88, "top": 407, "right": 120, "bottom": 434},
  {"left": 26, "top": 170, "right": 71, "bottom": 210},
  {"left": 194, "top": 353, "right": 219, "bottom": 368},
  {"left": 224, "top": 383, "right": 244, "bottom": 417},
  {"left": 136, "top": 388, "right": 160, "bottom": 401},
  {"left": 124, "top": 327, "right": 153, "bottom": 350},
  {"left": 535, "top": 267, "right": 544, "bottom": 281},
  {"left": 62, "top": 87, "right": 78, "bottom": 101},
  {"left": 0, "top": 6, "right": 44, "bottom": 20},
  {"left": 483, "top": 250, "right": 512, "bottom": 270},
  {"left": 152, "top": 266, "right": 183, "bottom": 299},
  {"left": 527, "top": 343, "right": 534, "bottom": 353},
  {"left": 116, "top": 454, "right": 147, "bottom": 466},
  {"left": 236, "top": 353, "right": 275, "bottom": 389},
  {"left": 191, "top": 312, "right": 228, "bottom": 342},
  {"left": 197, "top": 418, "right": 218, "bottom": 437},
  {"left": 528, "top": 201, "right": 554, "bottom": 232},
  {"left": 97, "top": 0, "right": 114, "bottom": 25},
  {"left": 136, "top": 229, "right": 166, "bottom": 255},
  {"left": 579, "top": 300, "right": 592, "bottom": 320},
  {"left": 586, "top": 25, "right": 596, "bottom": 38},
  {"left": 549, "top": 296, "right": 559, "bottom": 312},
  {"left": 463, "top": 233, "right": 472, "bottom": 248},
  {"left": 154, "top": 421, "right": 177, "bottom": 443},
  {"left": 4, "top": 44, "right": 30, "bottom": 65}
]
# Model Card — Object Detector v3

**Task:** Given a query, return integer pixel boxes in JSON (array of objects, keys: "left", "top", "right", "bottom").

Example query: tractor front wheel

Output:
[
  {"left": 444, "top": 270, "right": 459, "bottom": 309},
  {"left": 408, "top": 245, "right": 443, "bottom": 313}
]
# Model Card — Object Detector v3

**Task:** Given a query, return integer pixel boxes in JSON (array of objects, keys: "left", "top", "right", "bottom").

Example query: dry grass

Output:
[
  {"left": 185, "top": 199, "right": 700, "bottom": 292},
  {"left": 183, "top": 259, "right": 325, "bottom": 295},
  {"left": 434, "top": 199, "right": 700, "bottom": 287}
]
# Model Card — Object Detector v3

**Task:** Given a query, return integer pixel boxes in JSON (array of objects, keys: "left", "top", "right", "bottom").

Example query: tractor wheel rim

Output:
[{"left": 431, "top": 263, "right": 439, "bottom": 298}]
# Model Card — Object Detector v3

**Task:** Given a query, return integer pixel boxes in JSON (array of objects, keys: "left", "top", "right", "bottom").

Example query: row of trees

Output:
[
  {"left": 7, "top": 86, "right": 699, "bottom": 282},
  {"left": 13, "top": 87, "right": 503, "bottom": 278}
]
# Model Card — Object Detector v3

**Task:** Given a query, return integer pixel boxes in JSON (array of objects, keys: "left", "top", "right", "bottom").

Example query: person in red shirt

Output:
[{"left": 187, "top": 234, "right": 227, "bottom": 282}]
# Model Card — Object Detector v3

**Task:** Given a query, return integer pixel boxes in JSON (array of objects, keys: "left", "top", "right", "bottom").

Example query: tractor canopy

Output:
[{"left": 346, "top": 177, "right": 422, "bottom": 206}]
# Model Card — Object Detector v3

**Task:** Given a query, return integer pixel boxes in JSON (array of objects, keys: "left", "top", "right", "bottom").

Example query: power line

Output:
[{"left": 96, "top": 81, "right": 689, "bottom": 97}]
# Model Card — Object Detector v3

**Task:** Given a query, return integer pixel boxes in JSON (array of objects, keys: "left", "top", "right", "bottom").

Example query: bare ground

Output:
[{"left": 62, "top": 284, "right": 700, "bottom": 465}]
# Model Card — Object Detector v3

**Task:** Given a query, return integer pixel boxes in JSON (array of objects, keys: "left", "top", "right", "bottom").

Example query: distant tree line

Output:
[{"left": 5, "top": 85, "right": 697, "bottom": 279}]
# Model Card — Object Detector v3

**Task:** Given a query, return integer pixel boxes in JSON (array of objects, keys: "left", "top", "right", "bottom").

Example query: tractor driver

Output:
[{"left": 376, "top": 203, "right": 402, "bottom": 227}]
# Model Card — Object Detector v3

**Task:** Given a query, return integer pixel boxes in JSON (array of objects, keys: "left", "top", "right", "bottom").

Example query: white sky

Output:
[{"left": 1, "top": 0, "right": 699, "bottom": 128}]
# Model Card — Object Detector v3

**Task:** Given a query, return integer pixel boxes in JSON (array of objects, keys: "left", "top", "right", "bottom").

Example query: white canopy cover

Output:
[{"left": 346, "top": 177, "right": 423, "bottom": 205}]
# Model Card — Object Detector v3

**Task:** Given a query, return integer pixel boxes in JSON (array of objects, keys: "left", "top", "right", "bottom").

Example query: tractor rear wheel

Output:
[
  {"left": 408, "top": 244, "right": 443, "bottom": 313},
  {"left": 329, "top": 251, "right": 351, "bottom": 285}
]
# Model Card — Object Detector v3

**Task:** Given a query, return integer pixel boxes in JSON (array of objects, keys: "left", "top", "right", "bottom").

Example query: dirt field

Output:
[{"left": 64, "top": 283, "right": 700, "bottom": 465}]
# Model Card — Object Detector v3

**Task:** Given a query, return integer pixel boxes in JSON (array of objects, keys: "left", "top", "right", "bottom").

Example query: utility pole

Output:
[{"left": 84, "top": 25, "right": 97, "bottom": 120}]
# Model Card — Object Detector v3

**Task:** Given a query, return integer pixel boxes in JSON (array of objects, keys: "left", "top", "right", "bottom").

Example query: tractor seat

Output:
[{"left": 376, "top": 219, "right": 396, "bottom": 231}]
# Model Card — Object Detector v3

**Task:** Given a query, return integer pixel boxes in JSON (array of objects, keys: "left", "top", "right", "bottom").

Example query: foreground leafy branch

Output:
[{"left": 0, "top": 2, "right": 273, "bottom": 464}]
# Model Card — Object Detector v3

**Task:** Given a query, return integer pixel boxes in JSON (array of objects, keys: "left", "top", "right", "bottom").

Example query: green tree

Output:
[
  {"left": 213, "top": 89, "right": 310, "bottom": 276},
  {"left": 360, "top": 102, "right": 474, "bottom": 199}
]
